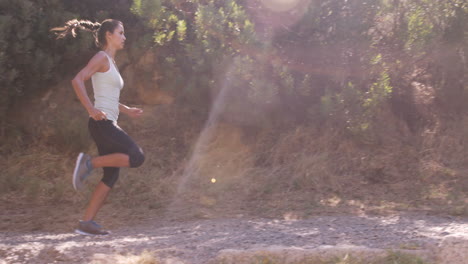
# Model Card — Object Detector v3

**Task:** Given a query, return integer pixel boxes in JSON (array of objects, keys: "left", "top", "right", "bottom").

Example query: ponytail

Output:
[
  {"left": 51, "top": 19, "right": 122, "bottom": 49},
  {"left": 50, "top": 19, "right": 100, "bottom": 39}
]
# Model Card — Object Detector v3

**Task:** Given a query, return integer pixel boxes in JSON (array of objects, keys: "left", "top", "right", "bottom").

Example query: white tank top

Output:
[{"left": 91, "top": 51, "right": 124, "bottom": 121}]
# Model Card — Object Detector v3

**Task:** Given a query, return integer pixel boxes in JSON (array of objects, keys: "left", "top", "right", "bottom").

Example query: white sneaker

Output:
[{"left": 72, "top": 153, "right": 93, "bottom": 190}]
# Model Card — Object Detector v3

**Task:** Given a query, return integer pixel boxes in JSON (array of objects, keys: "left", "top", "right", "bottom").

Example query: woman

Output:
[{"left": 51, "top": 19, "right": 145, "bottom": 235}]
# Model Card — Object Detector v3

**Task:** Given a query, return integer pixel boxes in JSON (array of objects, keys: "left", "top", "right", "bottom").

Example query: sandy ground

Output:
[{"left": 1, "top": 213, "right": 467, "bottom": 264}]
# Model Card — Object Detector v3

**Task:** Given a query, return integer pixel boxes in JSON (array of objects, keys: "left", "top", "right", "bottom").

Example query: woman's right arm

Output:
[{"left": 71, "top": 52, "right": 109, "bottom": 120}]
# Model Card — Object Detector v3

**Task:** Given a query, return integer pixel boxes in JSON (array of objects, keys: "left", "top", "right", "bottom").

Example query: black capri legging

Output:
[{"left": 88, "top": 118, "right": 145, "bottom": 188}]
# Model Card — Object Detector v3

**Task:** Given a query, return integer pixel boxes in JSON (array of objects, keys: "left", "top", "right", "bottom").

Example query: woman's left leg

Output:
[
  {"left": 81, "top": 119, "right": 144, "bottom": 219},
  {"left": 83, "top": 181, "right": 111, "bottom": 221}
]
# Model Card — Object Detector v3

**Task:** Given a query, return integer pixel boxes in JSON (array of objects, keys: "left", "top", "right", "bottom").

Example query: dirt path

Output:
[{"left": 1, "top": 213, "right": 467, "bottom": 264}]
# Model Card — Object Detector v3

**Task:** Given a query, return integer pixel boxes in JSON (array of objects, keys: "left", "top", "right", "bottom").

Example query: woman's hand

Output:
[
  {"left": 119, "top": 103, "right": 143, "bottom": 119},
  {"left": 88, "top": 107, "right": 108, "bottom": 121},
  {"left": 124, "top": 107, "right": 144, "bottom": 119}
]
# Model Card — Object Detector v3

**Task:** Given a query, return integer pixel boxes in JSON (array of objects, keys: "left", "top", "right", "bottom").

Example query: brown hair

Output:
[{"left": 51, "top": 19, "right": 123, "bottom": 48}]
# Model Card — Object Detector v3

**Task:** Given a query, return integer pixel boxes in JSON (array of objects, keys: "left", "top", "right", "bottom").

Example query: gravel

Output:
[{"left": 1, "top": 213, "right": 467, "bottom": 264}]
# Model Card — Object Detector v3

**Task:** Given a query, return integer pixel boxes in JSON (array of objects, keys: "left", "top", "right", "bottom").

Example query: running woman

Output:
[{"left": 51, "top": 19, "right": 145, "bottom": 235}]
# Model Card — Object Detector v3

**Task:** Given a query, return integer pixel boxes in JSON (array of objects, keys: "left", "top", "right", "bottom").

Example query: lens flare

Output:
[{"left": 261, "top": 0, "right": 301, "bottom": 12}]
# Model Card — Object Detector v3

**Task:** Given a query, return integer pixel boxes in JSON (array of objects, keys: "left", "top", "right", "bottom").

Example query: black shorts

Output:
[{"left": 88, "top": 118, "right": 145, "bottom": 188}]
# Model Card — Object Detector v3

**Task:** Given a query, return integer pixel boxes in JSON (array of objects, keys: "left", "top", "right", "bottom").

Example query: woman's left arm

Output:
[{"left": 119, "top": 103, "right": 143, "bottom": 118}]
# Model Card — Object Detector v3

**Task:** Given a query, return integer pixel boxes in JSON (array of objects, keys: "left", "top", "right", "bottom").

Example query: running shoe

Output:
[
  {"left": 75, "top": 220, "right": 110, "bottom": 236},
  {"left": 72, "top": 153, "right": 93, "bottom": 190}
]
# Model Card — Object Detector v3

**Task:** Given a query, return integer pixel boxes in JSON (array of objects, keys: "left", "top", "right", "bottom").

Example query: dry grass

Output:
[
  {"left": 0, "top": 145, "right": 75, "bottom": 203},
  {"left": 110, "top": 111, "right": 467, "bottom": 218},
  {"left": 213, "top": 251, "right": 428, "bottom": 264},
  {"left": 2, "top": 83, "right": 468, "bottom": 233},
  {"left": 181, "top": 124, "right": 254, "bottom": 192},
  {"left": 90, "top": 251, "right": 161, "bottom": 264}
]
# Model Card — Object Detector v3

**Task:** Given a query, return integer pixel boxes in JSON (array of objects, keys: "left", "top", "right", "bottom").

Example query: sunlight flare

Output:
[{"left": 261, "top": 0, "right": 301, "bottom": 12}]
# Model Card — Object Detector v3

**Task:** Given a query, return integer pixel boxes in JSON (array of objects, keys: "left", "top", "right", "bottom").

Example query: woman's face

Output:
[{"left": 106, "top": 24, "right": 126, "bottom": 50}]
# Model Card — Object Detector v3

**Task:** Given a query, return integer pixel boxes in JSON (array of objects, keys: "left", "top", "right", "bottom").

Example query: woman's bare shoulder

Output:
[
  {"left": 89, "top": 51, "right": 108, "bottom": 64},
  {"left": 86, "top": 51, "right": 109, "bottom": 72}
]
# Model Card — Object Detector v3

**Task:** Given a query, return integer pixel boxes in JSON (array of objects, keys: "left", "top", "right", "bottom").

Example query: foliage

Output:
[
  {"left": 1, "top": 1, "right": 467, "bottom": 229},
  {"left": 0, "top": 0, "right": 63, "bottom": 134},
  {"left": 2, "top": 0, "right": 467, "bottom": 139},
  {"left": 0, "top": 0, "right": 143, "bottom": 141},
  {"left": 129, "top": 0, "right": 464, "bottom": 135}
]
